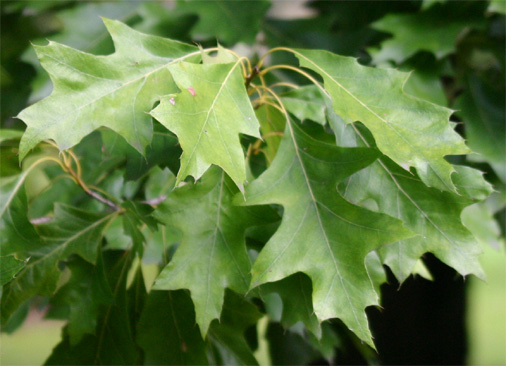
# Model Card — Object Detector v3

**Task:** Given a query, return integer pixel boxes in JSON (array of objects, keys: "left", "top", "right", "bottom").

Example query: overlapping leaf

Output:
[
  {"left": 455, "top": 75, "right": 506, "bottom": 181},
  {"left": 330, "top": 114, "right": 492, "bottom": 282},
  {"left": 49, "top": 255, "right": 113, "bottom": 345},
  {"left": 1, "top": 204, "right": 117, "bottom": 323},
  {"left": 46, "top": 251, "right": 141, "bottom": 365},
  {"left": 150, "top": 61, "right": 260, "bottom": 189},
  {"left": 207, "top": 290, "right": 263, "bottom": 365},
  {"left": 0, "top": 256, "right": 26, "bottom": 286},
  {"left": 238, "top": 119, "right": 413, "bottom": 346},
  {"left": 137, "top": 290, "right": 208, "bottom": 365},
  {"left": 261, "top": 273, "right": 321, "bottom": 338},
  {"left": 17, "top": 18, "right": 199, "bottom": 160},
  {"left": 292, "top": 48, "right": 470, "bottom": 192},
  {"left": 153, "top": 167, "right": 275, "bottom": 336},
  {"left": 281, "top": 86, "right": 326, "bottom": 125}
]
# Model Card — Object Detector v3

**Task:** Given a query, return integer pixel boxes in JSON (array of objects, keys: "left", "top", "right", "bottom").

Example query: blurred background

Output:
[{"left": 1, "top": 0, "right": 504, "bottom": 365}]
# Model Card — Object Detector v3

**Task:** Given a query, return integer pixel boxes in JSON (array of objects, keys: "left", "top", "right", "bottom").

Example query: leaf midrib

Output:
[
  {"left": 349, "top": 124, "right": 472, "bottom": 270},
  {"left": 31, "top": 48, "right": 201, "bottom": 130},
  {"left": 178, "top": 60, "right": 243, "bottom": 181},
  {"left": 2, "top": 211, "right": 117, "bottom": 309},
  {"left": 286, "top": 118, "right": 363, "bottom": 331}
]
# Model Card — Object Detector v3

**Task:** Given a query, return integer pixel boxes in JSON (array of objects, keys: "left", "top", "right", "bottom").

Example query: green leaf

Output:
[
  {"left": 255, "top": 104, "right": 285, "bottom": 165},
  {"left": 208, "top": 290, "right": 263, "bottom": 365},
  {"left": 120, "top": 201, "right": 158, "bottom": 257},
  {"left": 50, "top": 255, "right": 113, "bottom": 345},
  {"left": 401, "top": 55, "right": 447, "bottom": 106},
  {"left": 462, "top": 201, "right": 504, "bottom": 250},
  {"left": 238, "top": 119, "right": 413, "bottom": 346},
  {"left": 1, "top": 171, "right": 32, "bottom": 219},
  {"left": 292, "top": 48, "right": 470, "bottom": 192},
  {"left": 0, "top": 129, "right": 23, "bottom": 143},
  {"left": 22, "top": 1, "right": 140, "bottom": 102},
  {"left": 201, "top": 44, "right": 237, "bottom": 65},
  {"left": 150, "top": 61, "right": 260, "bottom": 190},
  {"left": 1, "top": 204, "right": 117, "bottom": 323},
  {"left": 144, "top": 167, "right": 176, "bottom": 202},
  {"left": 17, "top": 18, "right": 199, "bottom": 161},
  {"left": 100, "top": 122, "right": 182, "bottom": 181},
  {"left": 45, "top": 251, "right": 140, "bottom": 365},
  {"left": 281, "top": 85, "right": 327, "bottom": 125},
  {"left": 331, "top": 116, "right": 492, "bottom": 282},
  {"left": 137, "top": 290, "right": 208, "bottom": 365},
  {"left": 364, "top": 251, "right": 387, "bottom": 295},
  {"left": 370, "top": 3, "right": 485, "bottom": 64},
  {"left": 0, "top": 256, "right": 26, "bottom": 286},
  {"left": 0, "top": 184, "right": 42, "bottom": 257},
  {"left": 489, "top": 0, "right": 506, "bottom": 14},
  {"left": 176, "top": 0, "right": 271, "bottom": 45},
  {"left": 153, "top": 167, "right": 274, "bottom": 336},
  {"left": 261, "top": 273, "right": 321, "bottom": 339},
  {"left": 421, "top": 0, "right": 446, "bottom": 11},
  {"left": 455, "top": 74, "right": 506, "bottom": 181}
]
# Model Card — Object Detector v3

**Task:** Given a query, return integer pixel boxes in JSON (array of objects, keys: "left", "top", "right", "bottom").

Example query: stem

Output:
[
  {"left": 258, "top": 64, "right": 329, "bottom": 98},
  {"left": 252, "top": 98, "right": 285, "bottom": 113},
  {"left": 69, "top": 167, "right": 120, "bottom": 210},
  {"left": 224, "top": 48, "right": 252, "bottom": 74},
  {"left": 270, "top": 82, "right": 299, "bottom": 90},
  {"left": 245, "top": 65, "right": 260, "bottom": 88},
  {"left": 60, "top": 150, "right": 121, "bottom": 211}
]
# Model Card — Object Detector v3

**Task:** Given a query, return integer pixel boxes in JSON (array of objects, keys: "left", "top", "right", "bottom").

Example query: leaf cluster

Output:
[{"left": 1, "top": 1, "right": 504, "bottom": 364}]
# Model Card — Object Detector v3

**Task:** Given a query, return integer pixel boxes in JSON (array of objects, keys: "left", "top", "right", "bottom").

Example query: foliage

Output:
[{"left": 1, "top": 1, "right": 504, "bottom": 364}]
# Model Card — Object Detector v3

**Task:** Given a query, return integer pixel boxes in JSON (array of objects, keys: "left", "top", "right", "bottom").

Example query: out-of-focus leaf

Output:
[
  {"left": 0, "top": 129, "right": 23, "bottom": 143},
  {"left": 281, "top": 85, "right": 326, "bottom": 125},
  {"left": 1, "top": 204, "right": 117, "bottom": 324},
  {"left": 489, "top": 0, "right": 506, "bottom": 14},
  {"left": 137, "top": 290, "right": 208, "bottom": 365},
  {"left": 254, "top": 104, "right": 285, "bottom": 165},
  {"left": 0, "top": 255, "right": 26, "bottom": 286},
  {"left": 455, "top": 74, "right": 506, "bottom": 181},
  {"left": 144, "top": 166, "right": 175, "bottom": 202},
  {"left": 261, "top": 273, "right": 321, "bottom": 338},
  {"left": 100, "top": 121, "right": 182, "bottom": 181},
  {"left": 121, "top": 201, "right": 158, "bottom": 256},
  {"left": 462, "top": 201, "right": 504, "bottom": 250},
  {"left": 176, "top": 0, "right": 271, "bottom": 45},
  {"left": 370, "top": 2, "right": 486, "bottom": 64},
  {"left": 50, "top": 255, "right": 113, "bottom": 345},
  {"left": 207, "top": 290, "right": 262, "bottom": 365},
  {"left": 45, "top": 251, "right": 140, "bottom": 365},
  {"left": 422, "top": 0, "right": 447, "bottom": 11}
]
